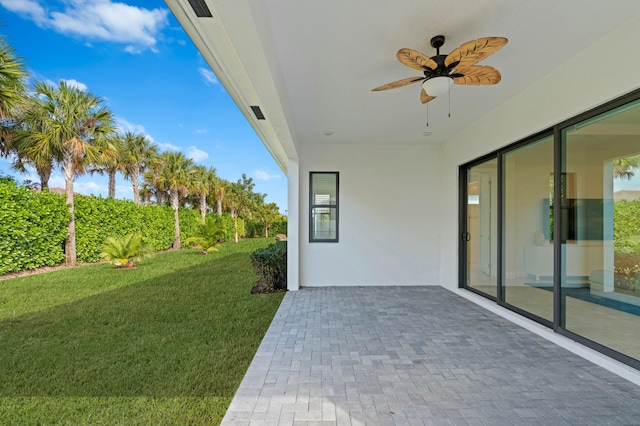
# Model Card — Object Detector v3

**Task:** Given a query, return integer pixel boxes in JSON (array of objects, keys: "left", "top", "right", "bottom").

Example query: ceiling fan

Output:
[{"left": 372, "top": 35, "right": 508, "bottom": 103}]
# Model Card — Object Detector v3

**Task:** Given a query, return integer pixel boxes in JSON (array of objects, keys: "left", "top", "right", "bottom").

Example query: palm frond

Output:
[{"left": 100, "top": 233, "right": 149, "bottom": 267}]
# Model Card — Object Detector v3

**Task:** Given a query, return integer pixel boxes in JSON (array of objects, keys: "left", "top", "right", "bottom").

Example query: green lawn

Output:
[{"left": 0, "top": 238, "right": 285, "bottom": 425}]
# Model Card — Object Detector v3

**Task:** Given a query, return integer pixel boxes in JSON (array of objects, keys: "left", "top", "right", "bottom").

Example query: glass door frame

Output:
[
  {"left": 458, "top": 152, "right": 500, "bottom": 302},
  {"left": 458, "top": 88, "right": 640, "bottom": 372}
]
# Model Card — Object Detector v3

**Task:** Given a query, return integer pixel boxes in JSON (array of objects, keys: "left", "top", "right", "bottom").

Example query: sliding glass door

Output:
[
  {"left": 502, "top": 135, "right": 554, "bottom": 323},
  {"left": 561, "top": 98, "right": 640, "bottom": 361},
  {"left": 462, "top": 158, "right": 498, "bottom": 298},
  {"left": 460, "top": 90, "right": 640, "bottom": 369}
]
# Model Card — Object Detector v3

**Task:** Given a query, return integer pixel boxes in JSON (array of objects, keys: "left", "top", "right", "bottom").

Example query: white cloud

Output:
[
  {"left": 61, "top": 78, "right": 87, "bottom": 91},
  {"left": 187, "top": 146, "right": 209, "bottom": 162},
  {"left": 114, "top": 116, "right": 155, "bottom": 141},
  {"left": 0, "top": 0, "right": 46, "bottom": 22},
  {"left": 48, "top": 175, "right": 105, "bottom": 194},
  {"left": 156, "top": 142, "right": 180, "bottom": 152},
  {"left": 74, "top": 180, "right": 106, "bottom": 193},
  {"left": 198, "top": 67, "right": 218, "bottom": 86},
  {"left": 0, "top": 0, "right": 168, "bottom": 53},
  {"left": 194, "top": 128, "right": 208, "bottom": 134},
  {"left": 252, "top": 169, "right": 281, "bottom": 181},
  {"left": 48, "top": 174, "right": 65, "bottom": 188},
  {"left": 116, "top": 184, "right": 132, "bottom": 194}
]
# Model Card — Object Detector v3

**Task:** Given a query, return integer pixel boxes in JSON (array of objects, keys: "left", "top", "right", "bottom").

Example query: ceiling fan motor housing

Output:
[{"left": 424, "top": 55, "right": 453, "bottom": 80}]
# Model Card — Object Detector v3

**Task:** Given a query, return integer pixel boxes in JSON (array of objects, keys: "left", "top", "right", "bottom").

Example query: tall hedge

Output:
[
  {"left": 74, "top": 198, "right": 212, "bottom": 262},
  {"left": 0, "top": 180, "right": 69, "bottom": 274},
  {"left": 0, "top": 179, "right": 253, "bottom": 274},
  {"left": 245, "top": 218, "right": 287, "bottom": 238},
  {"left": 75, "top": 196, "right": 142, "bottom": 262}
]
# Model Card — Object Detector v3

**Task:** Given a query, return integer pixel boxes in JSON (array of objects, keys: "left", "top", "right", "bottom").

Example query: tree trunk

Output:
[
  {"left": 37, "top": 164, "right": 51, "bottom": 191},
  {"left": 131, "top": 166, "right": 140, "bottom": 205},
  {"left": 108, "top": 169, "right": 116, "bottom": 198},
  {"left": 232, "top": 210, "right": 239, "bottom": 244},
  {"left": 265, "top": 221, "right": 269, "bottom": 238},
  {"left": 216, "top": 198, "right": 222, "bottom": 216},
  {"left": 63, "top": 154, "right": 77, "bottom": 266},
  {"left": 171, "top": 191, "right": 181, "bottom": 249},
  {"left": 200, "top": 193, "right": 207, "bottom": 221}
]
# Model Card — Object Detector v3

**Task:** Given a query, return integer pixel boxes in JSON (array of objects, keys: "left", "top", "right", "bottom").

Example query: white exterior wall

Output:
[
  {"left": 439, "top": 14, "right": 640, "bottom": 290},
  {"left": 287, "top": 158, "right": 300, "bottom": 291},
  {"left": 299, "top": 143, "right": 441, "bottom": 287}
]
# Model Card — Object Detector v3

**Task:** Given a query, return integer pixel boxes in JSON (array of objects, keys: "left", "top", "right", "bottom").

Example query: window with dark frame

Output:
[{"left": 309, "top": 172, "right": 339, "bottom": 242}]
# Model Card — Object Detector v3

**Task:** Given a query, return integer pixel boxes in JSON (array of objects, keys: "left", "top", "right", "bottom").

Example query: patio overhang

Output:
[{"left": 165, "top": 0, "right": 640, "bottom": 160}]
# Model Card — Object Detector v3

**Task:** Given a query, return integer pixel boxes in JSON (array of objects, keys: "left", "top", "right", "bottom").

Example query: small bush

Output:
[
  {"left": 185, "top": 216, "right": 225, "bottom": 254},
  {"left": 250, "top": 240, "right": 287, "bottom": 293},
  {"left": 100, "top": 233, "right": 149, "bottom": 268}
]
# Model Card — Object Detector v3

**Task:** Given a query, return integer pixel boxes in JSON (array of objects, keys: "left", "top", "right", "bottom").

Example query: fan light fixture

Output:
[
  {"left": 422, "top": 77, "right": 450, "bottom": 97},
  {"left": 372, "top": 35, "right": 508, "bottom": 106}
]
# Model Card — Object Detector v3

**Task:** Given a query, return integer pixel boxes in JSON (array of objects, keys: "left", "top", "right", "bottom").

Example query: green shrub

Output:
[
  {"left": 245, "top": 219, "right": 263, "bottom": 238},
  {"left": 178, "top": 207, "right": 201, "bottom": 248},
  {"left": 75, "top": 196, "right": 141, "bottom": 263},
  {"left": 75, "top": 199, "right": 203, "bottom": 261},
  {"left": 0, "top": 179, "right": 259, "bottom": 275},
  {"left": 250, "top": 240, "right": 287, "bottom": 293},
  {"left": 139, "top": 204, "right": 174, "bottom": 251},
  {"left": 271, "top": 218, "right": 288, "bottom": 236},
  {"left": 216, "top": 213, "right": 234, "bottom": 241},
  {"left": 185, "top": 216, "right": 225, "bottom": 254},
  {"left": 614, "top": 200, "right": 640, "bottom": 253},
  {"left": 100, "top": 233, "right": 149, "bottom": 267},
  {"left": 0, "top": 180, "right": 69, "bottom": 274}
]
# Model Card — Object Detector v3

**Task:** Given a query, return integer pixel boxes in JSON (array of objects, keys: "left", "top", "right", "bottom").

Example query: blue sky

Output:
[{"left": 0, "top": 0, "right": 288, "bottom": 212}]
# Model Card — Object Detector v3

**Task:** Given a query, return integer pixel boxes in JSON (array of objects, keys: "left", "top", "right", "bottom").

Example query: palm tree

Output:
[
  {"left": 89, "top": 134, "right": 123, "bottom": 198},
  {"left": 24, "top": 79, "right": 114, "bottom": 265},
  {"left": 224, "top": 181, "right": 243, "bottom": 243},
  {"left": 0, "top": 34, "right": 28, "bottom": 157},
  {"left": 11, "top": 117, "right": 57, "bottom": 190},
  {"left": 191, "top": 165, "right": 217, "bottom": 221},
  {"left": 256, "top": 202, "right": 281, "bottom": 238},
  {"left": 141, "top": 159, "right": 167, "bottom": 205},
  {"left": 121, "top": 131, "right": 158, "bottom": 204},
  {"left": 614, "top": 155, "right": 640, "bottom": 180},
  {"left": 213, "top": 176, "right": 226, "bottom": 216},
  {"left": 225, "top": 175, "right": 260, "bottom": 243},
  {"left": 153, "top": 151, "right": 194, "bottom": 249}
]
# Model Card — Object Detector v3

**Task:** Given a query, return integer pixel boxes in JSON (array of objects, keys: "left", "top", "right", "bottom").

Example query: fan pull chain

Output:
[
  {"left": 448, "top": 84, "right": 451, "bottom": 118},
  {"left": 426, "top": 102, "right": 429, "bottom": 127}
]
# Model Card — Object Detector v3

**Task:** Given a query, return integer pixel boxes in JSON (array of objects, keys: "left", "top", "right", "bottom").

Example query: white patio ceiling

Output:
[{"left": 165, "top": 0, "right": 640, "bottom": 173}]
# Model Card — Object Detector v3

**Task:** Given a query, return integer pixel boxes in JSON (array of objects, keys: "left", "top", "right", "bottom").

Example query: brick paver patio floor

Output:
[{"left": 222, "top": 287, "right": 640, "bottom": 425}]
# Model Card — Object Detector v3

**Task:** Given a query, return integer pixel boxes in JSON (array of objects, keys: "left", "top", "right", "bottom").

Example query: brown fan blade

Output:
[
  {"left": 452, "top": 65, "right": 501, "bottom": 85},
  {"left": 420, "top": 89, "right": 436, "bottom": 104},
  {"left": 372, "top": 76, "right": 425, "bottom": 91},
  {"left": 444, "top": 37, "right": 507, "bottom": 70},
  {"left": 397, "top": 48, "right": 438, "bottom": 71}
]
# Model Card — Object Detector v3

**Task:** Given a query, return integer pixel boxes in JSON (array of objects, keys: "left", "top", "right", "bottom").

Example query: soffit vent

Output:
[
  {"left": 187, "top": 0, "right": 212, "bottom": 17},
  {"left": 250, "top": 105, "right": 266, "bottom": 120}
]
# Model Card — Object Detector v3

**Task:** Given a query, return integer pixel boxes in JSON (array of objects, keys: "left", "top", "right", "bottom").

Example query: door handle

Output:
[{"left": 461, "top": 232, "right": 471, "bottom": 241}]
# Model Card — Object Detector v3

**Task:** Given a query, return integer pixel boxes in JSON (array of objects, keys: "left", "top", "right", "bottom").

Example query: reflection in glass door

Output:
[
  {"left": 561, "top": 98, "right": 640, "bottom": 362},
  {"left": 465, "top": 158, "right": 498, "bottom": 297},
  {"left": 502, "top": 135, "right": 554, "bottom": 322}
]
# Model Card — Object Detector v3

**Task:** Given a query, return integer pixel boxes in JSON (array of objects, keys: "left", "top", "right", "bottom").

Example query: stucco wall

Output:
[
  {"left": 299, "top": 143, "right": 441, "bottom": 286},
  {"left": 439, "top": 13, "right": 640, "bottom": 290}
]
